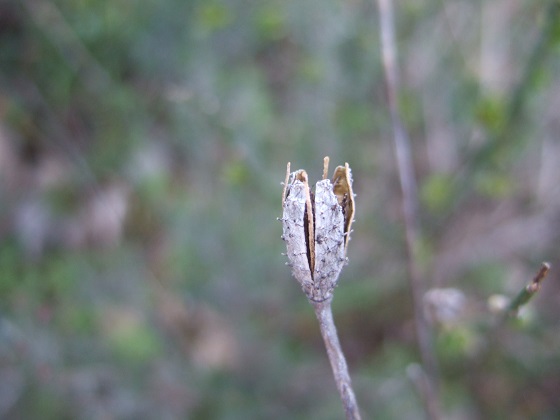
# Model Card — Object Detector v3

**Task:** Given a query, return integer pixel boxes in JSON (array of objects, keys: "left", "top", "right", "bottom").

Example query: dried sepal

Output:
[
  {"left": 282, "top": 157, "right": 355, "bottom": 302},
  {"left": 282, "top": 168, "right": 313, "bottom": 289},
  {"left": 332, "top": 163, "right": 355, "bottom": 250}
]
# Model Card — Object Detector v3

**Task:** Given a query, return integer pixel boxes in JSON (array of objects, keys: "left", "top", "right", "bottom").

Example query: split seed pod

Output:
[{"left": 281, "top": 157, "right": 355, "bottom": 302}]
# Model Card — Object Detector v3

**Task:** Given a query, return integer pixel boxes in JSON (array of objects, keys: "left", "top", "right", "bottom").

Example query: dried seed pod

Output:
[{"left": 282, "top": 158, "right": 355, "bottom": 302}]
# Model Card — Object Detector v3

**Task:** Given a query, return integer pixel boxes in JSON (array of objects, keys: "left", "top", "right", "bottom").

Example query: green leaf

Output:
[{"left": 420, "top": 173, "right": 456, "bottom": 213}]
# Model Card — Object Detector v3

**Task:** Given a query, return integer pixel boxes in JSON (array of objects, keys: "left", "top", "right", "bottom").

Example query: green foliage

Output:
[
  {"left": 255, "top": 3, "right": 287, "bottom": 41},
  {"left": 335, "top": 102, "right": 377, "bottom": 136},
  {"left": 473, "top": 169, "right": 515, "bottom": 198},
  {"left": 197, "top": 2, "right": 234, "bottom": 34},
  {"left": 0, "top": 242, "right": 20, "bottom": 298},
  {"left": 58, "top": 303, "right": 97, "bottom": 334},
  {"left": 437, "top": 327, "right": 478, "bottom": 365},
  {"left": 420, "top": 173, "right": 456, "bottom": 214},
  {"left": 0, "top": 245, "right": 78, "bottom": 306},
  {"left": 105, "top": 317, "right": 161, "bottom": 364},
  {"left": 463, "top": 262, "right": 508, "bottom": 296},
  {"left": 475, "top": 95, "right": 507, "bottom": 135}
]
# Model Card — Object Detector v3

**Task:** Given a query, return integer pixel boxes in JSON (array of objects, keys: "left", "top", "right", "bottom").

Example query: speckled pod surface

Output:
[{"left": 281, "top": 158, "right": 355, "bottom": 302}]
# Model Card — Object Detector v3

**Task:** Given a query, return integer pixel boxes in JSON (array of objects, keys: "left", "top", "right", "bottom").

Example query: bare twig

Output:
[
  {"left": 376, "top": 0, "right": 441, "bottom": 418},
  {"left": 505, "top": 262, "right": 550, "bottom": 319},
  {"left": 313, "top": 300, "right": 362, "bottom": 420}
]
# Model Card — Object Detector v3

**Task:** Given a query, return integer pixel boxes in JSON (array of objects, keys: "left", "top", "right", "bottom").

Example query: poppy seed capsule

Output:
[{"left": 281, "top": 157, "right": 355, "bottom": 302}]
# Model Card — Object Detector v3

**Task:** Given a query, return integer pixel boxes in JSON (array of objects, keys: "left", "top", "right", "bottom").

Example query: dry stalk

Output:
[{"left": 376, "top": 0, "right": 441, "bottom": 418}]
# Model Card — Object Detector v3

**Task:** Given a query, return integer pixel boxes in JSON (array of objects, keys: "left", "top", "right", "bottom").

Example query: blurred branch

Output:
[
  {"left": 376, "top": 0, "right": 441, "bottom": 419},
  {"left": 478, "top": 262, "right": 552, "bottom": 366},
  {"left": 505, "top": 262, "right": 550, "bottom": 319},
  {"left": 457, "top": 1, "right": 560, "bottom": 196},
  {"left": 313, "top": 300, "right": 362, "bottom": 420}
]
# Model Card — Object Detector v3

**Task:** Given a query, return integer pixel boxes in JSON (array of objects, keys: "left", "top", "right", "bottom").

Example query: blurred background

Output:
[{"left": 1, "top": 0, "right": 559, "bottom": 418}]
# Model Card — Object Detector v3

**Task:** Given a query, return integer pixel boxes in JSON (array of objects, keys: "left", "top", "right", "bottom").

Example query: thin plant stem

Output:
[
  {"left": 313, "top": 299, "right": 362, "bottom": 420},
  {"left": 504, "top": 262, "right": 550, "bottom": 320},
  {"left": 376, "top": 0, "right": 441, "bottom": 418}
]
